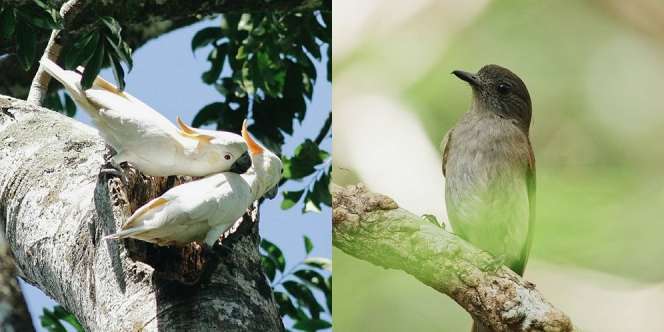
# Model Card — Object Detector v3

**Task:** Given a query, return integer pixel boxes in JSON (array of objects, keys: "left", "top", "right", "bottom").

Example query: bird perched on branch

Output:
[
  {"left": 39, "top": 58, "right": 251, "bottom": 177},
  {"left": 441, "top": 64, "right": 536, "bottom": 332},
  {"left": 103, "top": 120, "right": 282, "bottom": 246}
]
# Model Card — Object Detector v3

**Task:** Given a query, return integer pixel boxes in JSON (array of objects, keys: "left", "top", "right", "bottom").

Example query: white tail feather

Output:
[{"left": 103, "top": 226, "right": 150, "bottom": 241}]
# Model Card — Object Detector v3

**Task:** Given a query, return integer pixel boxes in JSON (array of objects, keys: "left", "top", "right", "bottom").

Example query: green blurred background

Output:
[{"left": 333, "top": 0, "right": 664, "bottom": 330}]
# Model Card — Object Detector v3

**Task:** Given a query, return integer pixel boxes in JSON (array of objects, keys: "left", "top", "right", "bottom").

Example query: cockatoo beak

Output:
[
  {"left": 242, "top": 120, "right": 264, "bottom": 155},
  {"left": 230, "top": 151, "right": 252, "bottom": 174}
]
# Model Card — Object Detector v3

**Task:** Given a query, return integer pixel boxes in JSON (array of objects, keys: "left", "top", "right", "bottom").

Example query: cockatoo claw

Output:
[{"left": 99, "top": 162, "right": 128, "bottom": 185}]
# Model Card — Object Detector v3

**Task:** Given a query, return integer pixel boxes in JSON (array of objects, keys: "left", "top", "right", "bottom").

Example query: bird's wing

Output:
[
  {"left": 513, "top": 140, "right": 536, "bottom": 276},
  {"left": 124, "top": 175, "right": 237, "bottom": 230},
  {"left": 39, "top": 58, "right": 97, "bottom": 114},
  {"left": 440, "top": 129, "right": 454, "bottom": 177}
]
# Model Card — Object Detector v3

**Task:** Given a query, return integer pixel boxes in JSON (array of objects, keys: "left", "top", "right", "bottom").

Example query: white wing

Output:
[{"left": 106, "top": 174, "right": 252, "bottom": 246}]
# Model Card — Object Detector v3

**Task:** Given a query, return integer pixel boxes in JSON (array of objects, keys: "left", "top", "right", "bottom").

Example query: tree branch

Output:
[
  {"left": 332, "top": 184, "right": 573, "bottom": 332},
  {"left": 26, "top": 0, "right": 83, "bottom": 105},
  {"left": 0, "top": 95, "right": 283, "bottom": 331}
]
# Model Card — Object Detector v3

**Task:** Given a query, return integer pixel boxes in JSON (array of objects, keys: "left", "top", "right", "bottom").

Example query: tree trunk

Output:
[{"left": 0, "top": 95, "right": 283, "bottom": 331}]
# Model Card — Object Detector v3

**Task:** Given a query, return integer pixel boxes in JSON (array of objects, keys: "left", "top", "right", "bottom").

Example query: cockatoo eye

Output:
[{"left": 224, "top": 154, "right": 232, "bottom": 160}]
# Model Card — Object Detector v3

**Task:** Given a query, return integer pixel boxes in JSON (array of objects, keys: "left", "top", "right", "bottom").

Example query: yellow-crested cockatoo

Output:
[
  {"left": 39, "top": 58, "right": 251, "bottom": 176},
  {"left": 103, "top": 120, "right": 283, "bottom": 246}
]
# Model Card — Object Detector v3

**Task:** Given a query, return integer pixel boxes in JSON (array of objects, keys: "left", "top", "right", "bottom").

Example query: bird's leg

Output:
[
  {"left": 99, "top": 145, "right": 128, "bottom": 184},
  {"left": 421, "top": 214, "right": 445, "bottom": 229}
]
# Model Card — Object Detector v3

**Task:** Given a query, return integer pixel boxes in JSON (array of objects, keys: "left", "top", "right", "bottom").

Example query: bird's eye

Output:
[
  {"left": 224, "top": 154, "right": 232, "bottom": 160},
  {"left": 497, "top": 83, "right": 511, "bottom": 95}
]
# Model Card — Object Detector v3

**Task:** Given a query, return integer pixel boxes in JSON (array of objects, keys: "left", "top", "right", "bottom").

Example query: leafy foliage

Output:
[
  {"left": 261, "top": 237, "right": 332, "bottom": 331},
  {"left": 40, "top": 305, "right": 84, "bottom": 332},
  {"left": 61, "top": 16, "right": 133, "bottom": 90},
  {"left": 191, "top": 11, "right": 332, "bottom": 212},
  {"left": 0, "top": 0, "right": 62, "bottom": 70}
]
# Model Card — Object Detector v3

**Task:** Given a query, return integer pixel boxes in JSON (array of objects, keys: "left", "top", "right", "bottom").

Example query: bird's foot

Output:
[
  {"left": 99, "top": 161, "right": 128, "bottom": 185},
  {"left": 421, "top": 214, "right": 444, "bottom": 229}
]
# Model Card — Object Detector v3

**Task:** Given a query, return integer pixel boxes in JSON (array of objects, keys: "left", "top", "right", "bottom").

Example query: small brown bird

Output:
[{"left": 441, "top": 64, "right": 536, "bottom": 332}]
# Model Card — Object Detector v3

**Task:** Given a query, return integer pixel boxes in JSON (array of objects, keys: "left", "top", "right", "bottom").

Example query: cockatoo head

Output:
[
  {"left": 242, "top": 120, "right": 283, "bottom": 200},
  {"left": 176, "top": 117, "right": 251, "bottom": 174}
]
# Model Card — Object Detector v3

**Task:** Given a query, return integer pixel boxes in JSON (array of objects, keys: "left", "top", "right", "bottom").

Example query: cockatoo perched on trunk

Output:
[
  {"left": 39, "top": 58, "right": 251, "bottom": 176},
  {"left": 104, "top": 120, "right": 283, "bottom": 246}
]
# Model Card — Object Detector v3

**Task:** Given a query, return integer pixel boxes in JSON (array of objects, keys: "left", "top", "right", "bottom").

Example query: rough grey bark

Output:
[
  {"left": 332, "top": 184, "right": 573, "bottom": 332},
  {"left": 0, "top": 95, "right": 283, "bottom": 331},
  {"left": 0, "top": 233, "right": 34, "bottom": 332}
]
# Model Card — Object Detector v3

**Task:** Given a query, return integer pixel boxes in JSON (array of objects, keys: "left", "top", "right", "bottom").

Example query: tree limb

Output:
[
  {"left": 0, "top": 233, "right": 34, "bottom": 332},
  {"left": 332, "top": 184, "right": 573, "bottom": 332},
  {"left": 0, "top": 95, "right": 283, "bottom": 331},
  {"left": 26, "top": 0, "right": 83, "bottom": 105}
]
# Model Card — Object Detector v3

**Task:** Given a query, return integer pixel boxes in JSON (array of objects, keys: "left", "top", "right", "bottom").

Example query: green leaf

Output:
[
  {"left": 314, "top": 112, "right": 331, "bottom": 144},
  {"left": 294, "top": 269, "right": 327, "bottom": 293},
  {"left": 281, "top": 190, "right": 304, "bottom": 210},
  {"left": 100, "top": 16, "right": 121, "bottom": 37},
  {"left": 202, "top": 44, "right": 227, "bottom": 84},
  {"left": 192, "top": 102, "right": 224, "bottom": 128},
  {"left": 15, "top": 19, "right": 36, "bottom": 70},
  {"left": 283, "top": 280, "right": 323, "bottom": 319},
  {"left": 191, "top": 26, "right": 223, "bottom": 53},
  {"left": 282, "top": 140, "right": 326, "bottom": 180},
  {"left": 303, "top": 235, "right": 313, "bottom": 255},
  {"left": 108, "top": 51, "right": 125, "bottom": 90},
  {"left": 40, "top": 307, "right": 66, "bottom": 332},
  {"left": 0, "top": 8, "right": 16, "bottom": 39},
  {"left": 64, "top": 32, "right": 99, "bottom": 69},
  {"left": 303, "top": 197, "right": 321, "bottom": 213},
  {"left": 274, "top": 291, "right": 299, "bottom": 319},
  {"left": 51, "top": 306, "right": 83, "bottom": 331},
  {"left": 303, "top": 257, "right": 332, "bottom": 272},
  {"left": 260, "top": 239, "right": 285, "bottom": 272},
  {"left": 81, "top": 42, "right": 105, "bottom": 89},
  {"left": 292, "top": 319, "right": 332, "bottom": 331},
  {"left": 104, "top": 34, "right": 133, "bottom": 71},
  {"left": 17, "top": 3, "right": 62, "bottom": 30}
]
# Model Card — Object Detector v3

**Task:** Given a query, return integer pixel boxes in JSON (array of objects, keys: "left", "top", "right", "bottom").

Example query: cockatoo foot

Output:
[
  {"left": 421, "top": 214, "right": 444, "bottom": 229},
  {"left": 99, "top": 162, "right": 128, "bottom": 185}
]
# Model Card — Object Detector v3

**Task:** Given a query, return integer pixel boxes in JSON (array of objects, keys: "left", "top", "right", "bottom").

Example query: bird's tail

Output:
[
  {"left": 472, "top": 319, "right": 492, "bottom": 332},
  {"left": 102, "top": 226, "right": 150, "bottom": 241},
  {"left": 39, "top": 58, "right": 87, "bottom": 104}
]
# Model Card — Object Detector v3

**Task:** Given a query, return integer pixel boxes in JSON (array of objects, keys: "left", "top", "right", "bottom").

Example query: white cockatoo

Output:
[
  {"left": 39, "top": 58, "right": 251, "bottom": 176},
  {"left": 103, "top": 120, "right": 283, "bottom": 246}
]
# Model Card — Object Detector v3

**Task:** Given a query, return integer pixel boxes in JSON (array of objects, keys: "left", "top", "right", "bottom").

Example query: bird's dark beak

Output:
[
  {"left": 230, "top": 151, "right": 252, "bottom": 174},
  {"left": 264, "top": 185, "right": 278, "bottom": 199},
  {"left": 452, "top": 70, "right": 481, "bottom": 87}
]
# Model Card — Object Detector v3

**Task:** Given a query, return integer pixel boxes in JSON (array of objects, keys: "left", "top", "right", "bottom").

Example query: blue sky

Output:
[{"left": 20, "top": 18, "right": 331, "bottom": 330}]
